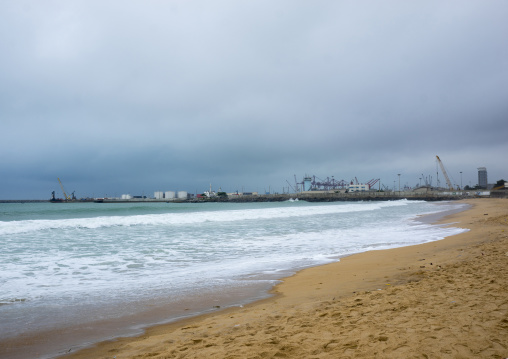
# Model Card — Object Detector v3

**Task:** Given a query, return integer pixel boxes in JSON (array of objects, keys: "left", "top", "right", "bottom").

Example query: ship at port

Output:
[
  {"left": 49, "top": 178, "right": 93, "bottom": 202},
  {"left": 50, "top": 191, "right": 65, "bottom": 203},
  {"left": 49, "top": 178, "right": 76, "bottom": 203}
]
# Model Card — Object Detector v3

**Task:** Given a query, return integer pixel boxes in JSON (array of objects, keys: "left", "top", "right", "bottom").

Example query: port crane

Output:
[
  {"left": 286, "top": 179, "right": 297, "bottom": 193},
  {"left": 435, "top": 156, "right": 454, "bottom": 191},
  {"left": 57, "top": 178, "right": 74, "bottom": 201},
  {"left": 367, "top": 178, "right": 380, "bottom": 189},
  {"left": 311, "top": 176, "right": 348, "bottom": 190}
]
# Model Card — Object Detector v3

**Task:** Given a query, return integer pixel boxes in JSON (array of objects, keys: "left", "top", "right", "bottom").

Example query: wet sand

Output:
[{"left": 8, "top": 198, "right": 508, "bottom": 358}]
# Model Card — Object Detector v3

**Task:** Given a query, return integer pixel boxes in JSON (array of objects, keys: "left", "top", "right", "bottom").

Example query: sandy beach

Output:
[{"left": 44, "top": 198, "right": 508, "bottom": 358}]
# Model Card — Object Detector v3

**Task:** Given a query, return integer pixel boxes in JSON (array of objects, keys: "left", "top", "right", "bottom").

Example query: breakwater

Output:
[
  {"left": 3, "top": 191, "right": 485, "bottom": 203},
  {"left": 202, "top": 192, "right": 469, "bottom": 203}
]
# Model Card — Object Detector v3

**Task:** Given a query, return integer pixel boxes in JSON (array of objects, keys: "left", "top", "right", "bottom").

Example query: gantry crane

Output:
[{"left": 436, "top": 156, "right": 454, "bottom": 191}]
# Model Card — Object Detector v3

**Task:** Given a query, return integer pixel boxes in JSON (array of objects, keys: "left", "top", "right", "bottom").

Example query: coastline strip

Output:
[{"left": 58, "top": 198, "right": 508, "bottom": 359}]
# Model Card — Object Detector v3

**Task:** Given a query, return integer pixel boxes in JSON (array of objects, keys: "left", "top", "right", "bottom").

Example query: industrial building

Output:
[
  {"left": 348, "top": 184, "right": 370, "bottom": 192},
  {"left": 303, "top": 176, "right": 312, "bottom": 191}
]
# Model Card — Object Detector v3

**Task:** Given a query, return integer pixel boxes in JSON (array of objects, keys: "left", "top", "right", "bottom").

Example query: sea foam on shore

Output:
[{"left": 0, "top": 200, "right": 469, "bottom": 358}]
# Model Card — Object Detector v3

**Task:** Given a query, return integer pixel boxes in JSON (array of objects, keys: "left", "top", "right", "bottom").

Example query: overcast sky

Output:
[{"left": 1, "top": 1, "right": 507, "bottom": 199}]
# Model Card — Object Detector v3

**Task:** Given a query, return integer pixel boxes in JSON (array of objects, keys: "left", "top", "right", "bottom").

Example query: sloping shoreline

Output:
[{"left": 57, "top": 198, "right": 508, "bottom": 359}]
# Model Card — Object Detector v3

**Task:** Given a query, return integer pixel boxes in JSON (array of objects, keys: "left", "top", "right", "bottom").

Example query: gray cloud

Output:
[{"left": 1, "top": 1, "right": 507, "bottom": 199}]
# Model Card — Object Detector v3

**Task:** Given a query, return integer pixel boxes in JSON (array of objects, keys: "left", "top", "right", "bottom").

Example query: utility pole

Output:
[
  {"left": 398, "top": 174, "right": 401, "bottom": 194},
  {"left": 460, "top": 172, "right": 463, "bottom": 190}
]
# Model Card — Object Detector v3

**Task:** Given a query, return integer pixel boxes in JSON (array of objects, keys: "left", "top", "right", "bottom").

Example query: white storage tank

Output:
[
  {"left": 121, "top": 194, "right": 132, "bottom": 200},
  {"left": 177, "top": 191, "right": 188, "bottom": 199},
  {"left": 165, "top": 191, "right": 175, "bottom": 199},
  {"left": 154, "top": 191, "right": 164, "bottom": 199}
]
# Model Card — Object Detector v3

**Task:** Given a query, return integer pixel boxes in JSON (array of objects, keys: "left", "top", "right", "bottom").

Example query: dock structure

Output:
[
  {"left": 5, "top": 189, "right": 499, "bottom": 204},
  {"left": 193, "top": 190, "right": 489, "bottom": 203}
]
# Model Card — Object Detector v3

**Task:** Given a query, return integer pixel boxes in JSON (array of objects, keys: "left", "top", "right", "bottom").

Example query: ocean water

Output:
[{"left": 0, "top": 200, "right": 468, "bottom": 358}]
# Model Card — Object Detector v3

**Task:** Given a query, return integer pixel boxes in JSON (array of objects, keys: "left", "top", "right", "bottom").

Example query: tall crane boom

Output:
[
  {"left": 436, "top": 156, "right": 453, "bottom": 190},
  {"left": 367, "top": 178, "right": 380, "bottom": 188},
  {"left": 57, "top": 177, "right": 71, "bottom": 200}
]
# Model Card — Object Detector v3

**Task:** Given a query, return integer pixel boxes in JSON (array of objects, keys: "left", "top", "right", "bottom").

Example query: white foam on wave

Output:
[
  {"left": 0, "top": 200, "right": 415, "bottom": 235},
  {"left": 0, "top": 201, "right": 467, "bottom": 307},
  {"left": 1, "top": 200, "right": 471, "bottom": 345}
]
